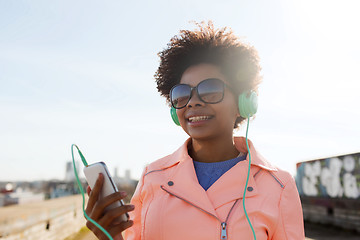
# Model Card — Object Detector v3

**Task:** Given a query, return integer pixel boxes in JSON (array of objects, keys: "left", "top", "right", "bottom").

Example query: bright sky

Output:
[{"left": 1, "top": 0, "right": 359, "bottom": 181}]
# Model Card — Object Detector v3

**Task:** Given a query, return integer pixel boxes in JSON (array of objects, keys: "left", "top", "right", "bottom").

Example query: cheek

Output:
[
  {"left": 176, "top": 109, "right": 187, "bottom": 126},
  {"left": 223, "top": 101, "right": 240, "bottom": 126},
  {"left": 223, "top": 96, "right": 239, "bottom": 118},
  {"left": 212, "top": 104, "right": 239, "bottom": 127},
  {"left": 225, "top": 108, "right": 239, "bottom": 125},
  {"left": 177, "top": 111, "right": 191, "bottom": 135}
]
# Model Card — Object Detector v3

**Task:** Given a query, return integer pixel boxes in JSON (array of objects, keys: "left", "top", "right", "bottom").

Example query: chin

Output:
[{"left": 187, "top": 132, "right": 218, "bottom": 142}]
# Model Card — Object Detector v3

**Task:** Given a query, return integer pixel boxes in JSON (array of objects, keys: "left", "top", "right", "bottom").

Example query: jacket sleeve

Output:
[
  {"left": 123, "top": 167, "right": 147, "bottom": 240},
  {"left": 272, "top": 176, "right": 305, "bottom": 240}
]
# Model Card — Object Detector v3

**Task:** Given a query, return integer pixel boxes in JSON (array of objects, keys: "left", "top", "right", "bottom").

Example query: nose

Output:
[{"left": 187, "top": 88, "right": 204, "bottom": 108}]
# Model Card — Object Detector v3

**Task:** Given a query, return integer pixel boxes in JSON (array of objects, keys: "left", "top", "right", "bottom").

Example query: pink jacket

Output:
[{"left": 124, "top": 137, "right": 305, "bottom": 239}]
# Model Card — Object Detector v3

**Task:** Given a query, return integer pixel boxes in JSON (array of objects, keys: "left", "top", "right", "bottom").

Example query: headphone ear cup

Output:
[
  {"left": 238, "top": 91, "right": 258, "bottom": 118},
  {"left": 170, "top": 107, "right": 181, "bottom": 126}
]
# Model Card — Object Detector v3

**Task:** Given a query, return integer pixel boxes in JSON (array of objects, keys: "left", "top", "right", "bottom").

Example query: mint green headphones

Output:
[{"left": 170, "top": 91, "right": 258, "bottom": 126}]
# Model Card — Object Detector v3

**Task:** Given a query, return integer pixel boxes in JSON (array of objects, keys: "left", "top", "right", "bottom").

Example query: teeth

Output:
[{"left": 188, "top": 116, "right": 211, "bottom": 122}]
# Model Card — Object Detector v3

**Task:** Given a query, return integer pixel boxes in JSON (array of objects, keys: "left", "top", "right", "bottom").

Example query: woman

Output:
[{"left": 85, "top": 22, "right": 305, "bottom": 240}]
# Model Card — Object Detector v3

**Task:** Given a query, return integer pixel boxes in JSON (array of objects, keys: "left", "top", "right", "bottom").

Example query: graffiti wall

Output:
[{"left": 296, "top": 152, "right": 360, "bottom": 199}]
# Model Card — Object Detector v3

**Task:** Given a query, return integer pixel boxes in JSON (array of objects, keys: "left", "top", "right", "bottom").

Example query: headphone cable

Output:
[
  {"left": 243, "top": 117, "right": 257, "bottom": 240},
  {"left": 71, "top": 117, "right": 256, "bottom": 240},
  {"left": 71, "top": 144, "right": 114, "bottom": 240}
]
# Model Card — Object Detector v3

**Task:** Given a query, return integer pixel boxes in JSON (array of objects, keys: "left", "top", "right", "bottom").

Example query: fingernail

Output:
[
  {"left": 120, "top": 191, "right": 127, "bottom": 197},
  {"left": 129, "top": 205, "right": 135, "bottom": 210}
]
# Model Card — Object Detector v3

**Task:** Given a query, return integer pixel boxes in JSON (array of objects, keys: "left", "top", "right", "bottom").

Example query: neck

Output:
[{"left": 188, "top": 136, "right": 240, "bottom": 163}]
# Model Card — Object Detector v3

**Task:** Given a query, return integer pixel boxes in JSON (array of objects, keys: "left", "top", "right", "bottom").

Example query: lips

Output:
[{"left": 187, "top": 115, "right": 213, "bottom": 123}]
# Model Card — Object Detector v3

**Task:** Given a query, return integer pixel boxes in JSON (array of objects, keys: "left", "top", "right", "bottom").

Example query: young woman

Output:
[{"left": 85, "top": 22, "right": 305, "bottom": 240}]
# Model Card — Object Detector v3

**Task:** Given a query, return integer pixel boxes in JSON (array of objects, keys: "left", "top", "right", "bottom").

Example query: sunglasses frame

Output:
[{"left": 170, "top": 78, "right": 228, "bottom": 109}]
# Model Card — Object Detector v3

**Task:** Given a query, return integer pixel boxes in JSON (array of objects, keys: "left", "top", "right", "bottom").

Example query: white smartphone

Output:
[{"left": 83, "top": 162, "right": 129, "bottom": 222}]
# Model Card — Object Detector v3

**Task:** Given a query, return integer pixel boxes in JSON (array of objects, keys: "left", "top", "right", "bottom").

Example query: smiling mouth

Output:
[{"left": 188, "top": 116, "right": 213, "bottom": 123}]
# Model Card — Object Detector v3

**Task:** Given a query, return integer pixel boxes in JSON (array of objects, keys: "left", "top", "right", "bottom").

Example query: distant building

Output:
[
  {"left": 0, "top": 187, "right": 44, "bottom": 207},
  {"left": 65, "top": 161, "right": 79, "bottom": 182},
  {"left": 125, "top": 169, "right": 131, "bottom": 180},
  {"left": 0, "top": 194, "right": 5, "bottom": 206},
  {"left": 296, "top": 152, "right": 360, "bottom": 232},
  {"left": 296, "top": 152, "right": 360, "bottom": 199},
  {"left": 112, "top": 168, "right": 137, "bottom": 187}
]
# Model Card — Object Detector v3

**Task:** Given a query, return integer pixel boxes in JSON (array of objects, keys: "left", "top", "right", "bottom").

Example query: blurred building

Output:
[
  {"left": 296, "top": 152, "right": 360, "bottom": 233},
  {"left": 112, "top": 168, "right": 138, "bottom": 203},
  {"left": 0, "top": 182, "right": 44, "bottom": 207},
  {"left": 0, "top": 163, "right": 138, "bottom": 207},
  {"left": 65, "top": 161, "right": 79, "bottom": 182}
]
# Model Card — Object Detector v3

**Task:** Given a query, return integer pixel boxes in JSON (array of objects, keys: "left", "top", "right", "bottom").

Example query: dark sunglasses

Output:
[{"left": 170, "top": 78, "right": 227, "bottom": 109}]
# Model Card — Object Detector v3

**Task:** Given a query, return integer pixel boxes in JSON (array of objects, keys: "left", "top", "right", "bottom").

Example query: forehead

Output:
[{"left": 180, "top": 63, "right": 226, "bottom": 86}]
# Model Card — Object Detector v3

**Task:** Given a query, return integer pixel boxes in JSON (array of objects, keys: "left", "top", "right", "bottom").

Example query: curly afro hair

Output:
[{"left": 154, "top": 21, "right": 262, "bottom": 127}]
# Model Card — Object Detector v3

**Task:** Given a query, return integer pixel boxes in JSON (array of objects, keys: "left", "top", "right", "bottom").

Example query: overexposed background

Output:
[{"left": 1, "top": 0, "right": 359, "bottom": 181}]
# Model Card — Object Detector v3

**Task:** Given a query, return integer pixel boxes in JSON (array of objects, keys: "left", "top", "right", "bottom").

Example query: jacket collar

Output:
[
  {"left": 158, "top": 137, "right": 278, "bottom": 216},
  {"left": 157, "top": 137, "right": 278, "bottom": 172},
  {"left": 234, "top": 137, "right": 278, "bottom": 172}
]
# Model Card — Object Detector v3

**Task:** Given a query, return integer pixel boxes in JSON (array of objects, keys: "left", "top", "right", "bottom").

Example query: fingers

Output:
[
  {"left": 86, "top": 173, "right": 104, "bottom": 214},
  {"left": 88, "top": 220, "right": 134, "bottom": 240},
  {"left": 84, "top": 173, "right": 135, "bottom": 240},
  {"left": 90, "top": 191, "right": 128, "bottom": 220},
  {"left": 109, "top": 220, "right": 134, "bottom": 235},
  {"left": 98, "top": 204, "right": 135, "bottom": 227},
  {"left": 87, "top": 186, "right": 91, "bottom": 197},
  {"left": 86, "top": 205, "right": 134, "bottom": 240}
]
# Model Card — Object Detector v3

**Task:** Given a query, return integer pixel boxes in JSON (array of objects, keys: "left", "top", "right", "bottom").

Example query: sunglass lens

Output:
[
  {"left": 171, "top": 84, "right": 191, "bottom": 109},
  {"left": 198, "top": 79, "right": 224, "bottom": 103}
]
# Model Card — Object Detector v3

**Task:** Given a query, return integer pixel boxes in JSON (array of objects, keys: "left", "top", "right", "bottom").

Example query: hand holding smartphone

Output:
[{"left": 83, "top": 162, "right": 129, "bottom": 222}]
